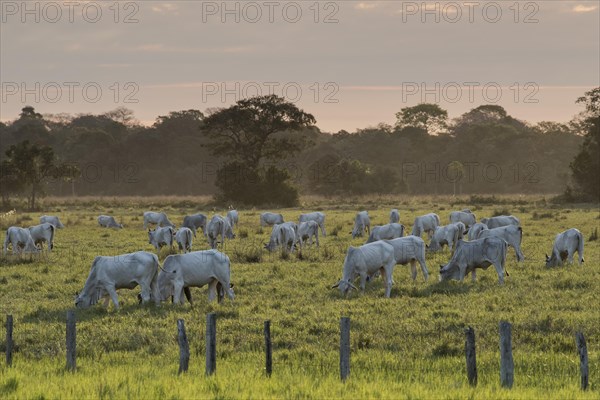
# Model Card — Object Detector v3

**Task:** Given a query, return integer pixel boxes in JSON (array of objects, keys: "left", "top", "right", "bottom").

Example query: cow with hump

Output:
[
  {"left": 545, "top": 228, "right": 584, "bottom": 267},
  {"left": 351, "top": 211, "right": 371, "bottom": 238},
  {"left": 28, "top": 222, "right": 56, "bottom": 251},
  {"left": 298, "top": 212, "right": 326, "bottom": 236},
  {"left": 3, "top": 227, "right": 39, "bottom": 254},
  {"left": 332, "top": 241, "right": 396, "bottom": 298},
  {"left": 439, "top": 237, "right": 509, "bottom": 284},
  {"left": 75, "top": 251, "right": 160, "bottom": 309},
  {"left": 182, "top": 213, "right": 207, "bottom": 237},
  {"left": 98, "top": 215, "right": 123, "bottom": 229},
  {"left": 40, "top": 215, "right": 65, "bottom": 229},
  {"left": 157, "top": 250, "right": 235, "bottom": 305},
  {"left": 143, "top": 211, "right": 175, "bottom": 229}
]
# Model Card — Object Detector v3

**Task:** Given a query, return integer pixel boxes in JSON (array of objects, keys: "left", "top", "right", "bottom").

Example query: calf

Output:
[{"left": 545, "top": 228, "right": 584, "bottom": 267}]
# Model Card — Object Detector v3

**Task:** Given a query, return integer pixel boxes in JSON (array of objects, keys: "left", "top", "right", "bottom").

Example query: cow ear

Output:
[
  {"left": 229, "top": 283, "right": 234, "bottom": 288},
  {"left": 331, "top": 282, "right": 340, "bottom": 289},
  {"left": 439, "top": 264, "right": 444, "bottom": 270},
  {"left": 545, "top": 254, "right": 549, "bottom": 261}
]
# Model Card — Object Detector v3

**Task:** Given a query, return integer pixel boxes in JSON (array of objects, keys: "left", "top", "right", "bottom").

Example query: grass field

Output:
[{"left": 0, "top": 196, "right": 599, "bottom": 399}]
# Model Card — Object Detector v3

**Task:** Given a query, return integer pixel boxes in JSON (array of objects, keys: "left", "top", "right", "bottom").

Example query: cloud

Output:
[
  {"left": 355, "top": 3, "right": 378, "bottom": 10},
  {"left": 573, "top": 4, "right": 597, "bottom": 13},
  {"left": 151, "top": 3, "right": 179, "bottom": 14},
  {"left": 135, "top": 44, "right": 254, "bottom": 54}
]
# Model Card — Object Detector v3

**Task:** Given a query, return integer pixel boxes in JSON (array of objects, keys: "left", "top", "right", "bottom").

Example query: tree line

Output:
[{"left": 0, "top": 88, "right": 598, "bottom": 209}]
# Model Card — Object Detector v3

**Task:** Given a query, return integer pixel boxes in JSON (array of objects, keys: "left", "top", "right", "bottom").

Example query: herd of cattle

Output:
[{"left": 2, "top": 208, "right": 586, "bottom": 308}]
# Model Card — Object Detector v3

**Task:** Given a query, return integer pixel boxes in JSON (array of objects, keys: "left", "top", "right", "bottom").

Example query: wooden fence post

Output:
[
  {"left": 499, "top": 321, "right": 513, "bottom": 388},
  {"left": 465, "top": 326, "right": 477, "bottom": 386},
  {"left": 264, "top": 320, "right": 272, "bottom": 377},
  {"left": 6, "top": 315, "right": 13, "bottom": 367},
  {"left": 340, "top": 317, "right": 350, "bottom": 382},
  {"left": 66, "top": 310, "right": 76, "bottom": 371},
  {"left": 575, "top": 332, "right": 589, "bottom": 390},
  {"left": 177, "top": 319, "right": 189, "bottom": 374},
  {"left": 205, "top": 313, "right": 216, "bottom": 376}
]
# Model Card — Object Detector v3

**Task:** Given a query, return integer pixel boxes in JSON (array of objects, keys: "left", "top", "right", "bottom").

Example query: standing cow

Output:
[
  {"left": 182, "top": 213, "right": 207, "bottom": 237},
  {"left": 383, "top": 236, "right": 429, "bottom": 281},
  {"left": 449, "top": 210, "right": 476, "bottom": 232},
  {"left": 366, "top": 223, "right": 405, "bottom": 243},
  {"left": 226, "top": 209, "right": 239, "bottom": 229},
  {"left": 75, "top": 251, "right": 160, "bottom": 309},
  {"left": 175, "top": 227, "right": 193, "bottom": 253},
  {"left": 480, "top": 215, "right": 520, "bottom": 229},
  {"left": 468, "top": 222, "right": 487, "bottom": 241},
  {"left": 98, "top": 215, "right": 123, "bottom": 229},
  {"left": 411, "top": 213, "right": 440, "bottom": 239},
  {"left": 477, "top": 225, "right": 524, "bottom": 262},
  {"left": 143, "top": 211, "right": 175, "bottom": 229},
  {"left": 157, "top": 250, "right": 235, "bottom": 305},
  {"left": 260, "top": 212, "right": 284, "bottom": 227},
  {"left": 439, "top": 237, "right": 509, "bottom": 284},
  {"left": 545, "top": 228, "right": 584, "bottom": 267},
  {"left": 298, "top": 212, "right": 326, "bottom": 236},
  {"left": 265, "top": 223, "right": 296, "bottom": 253},
  {"left": 351, "top": 211, "right": 371, "bottom": 239},
  {"left": 3, "top": 227, "right": 39, "bottom": 254},
  {"left": 427, "top": 223, "right": 461, "bottom": 252},
  {"left": 206, "top": 215, "right": 235, "bottom": 249},
  {"left": 28, "top": 223, "right": 56, "bottom": 251},
  {"left": 389, "top": 209, "right": 400, "bottom": 224},
  {"left": 332, "top": 241, "right": 396, "bottom": 298},
  {"left": 40, "top": 215, "right": 64, "bottom": 229},
  {"left": 148, "top": 226, "right": 175, "bottom": 251},
  {"left": 297, "top": 221, "right": 319, "bottom": 248}
]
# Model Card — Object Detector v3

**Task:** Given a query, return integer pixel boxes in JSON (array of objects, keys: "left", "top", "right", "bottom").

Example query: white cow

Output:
[
  {"left": 260, "top": 212, "right": 284, "bottom": 227},
  {"left": 384, "top": 236, "right": 429, "bottom": 281},
  {"left": 366, "top": 223, "right": 405, "bottom": 243},
  {"left": 157, "top": 250, "right": 235, "bottom": 304},
  {"left": 97, "top": 215, "right": 123, "bottom": 229},
  {"left": 297, "top": 221, "right": 319, "bottom": 248},
  {"left": 265, "top": 223, "right": 296, "bottom": 253},
  {"left": 480, "top": 215, "right": 520, "bottom": 229},
  {"left": 175, "top": 227, "right": 193, "bottom": 253},
  {"left": 427, "top": 223, "right": 462, "bottom": 252},
  {"left": 143, "top": 211, "right": 175, "bottom": 229},
  {"left": 351, "top": 211, "right": 371, "bottom": 238},
  {"left": 545, "top": 228, "right": 585, "bottom": 267},
  {"left": 411, "top": 213, "right": 440, "bottom": 239},
  {"left": 28, "top": 223, "right": 56, "bottom": 251},
  {"left": 298, "top": 212, "right": 326, "bottom": 236},
  {"left": 332, "top": 241, "right": 396, "bottom": 297},
  {"left": 3, "top": 227, "right": 39, "bottom": 254},
  {"left": 182, "top": 213, "right": 207, "bottom": 237},
  {"left": 75, "top": 251, "right": 160, "bottom": 309},
  {"left": 439, "top": 237, "right": 509, "bottom": 284},
  {"left": 226, "top": 209, "right": 239, "bottom": 229},
  {"left": 389, "top": 209, "right": 400, "bottom": 224},
  {"left": 206, "top": 215, "right": 235, "bottom": 249},
  {"left": 468, "top": 223, "right": 487, "bottom": 241},
  {"left": 40, "top": 215, "right": 64, "bottom": 229},
  {"left": 449, "top": 211, "right": 476, "bottom": 231},
  {"left": 148, "top": 226, "right": 174, "bottom": 251},
  {"left": 477, "top": 225, "right": 524, "bottom": 262}
]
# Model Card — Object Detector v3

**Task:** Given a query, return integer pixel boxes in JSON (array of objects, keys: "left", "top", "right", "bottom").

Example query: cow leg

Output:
[
  {"left": 410, "top": 260, "right": 418, "bottom": 281},
  {"left": 383, "top": 265, "right": 394, "bottom": 298},
  {"left": 105, "top": 286, "right": 120, "bottom": 309},
  {"left": 515, "top": 245, "right": 525, "bottom": 262},
  {"left": 208, "top": 280, "right": 219, "bottom": 302},
  {"left": 493, "top": 263, "right": 505, "bottom": 284},
  {"left": 321, "top": 224, "right": 326, "bottom": 237},
  {"left": 471, "top": 270, "right": 477, "bottom": 282},
  {"left": 139, "top": 282, "right": 151, "bottom": 304},
  {"left": 359, "top": 273, "right": 368, "bottom": 292},
  {"left": 183, "top": 287, "right": 193, "bottom": 305},
  {"left": 173, "top": 282, "right": 184, "bottom": 304},
  {"left": 418, "top": 258, "right": 430, "bottom": 282}
]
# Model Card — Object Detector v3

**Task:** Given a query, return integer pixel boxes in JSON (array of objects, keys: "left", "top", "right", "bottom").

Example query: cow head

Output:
[
  {"left": 439, "top": 262, "right": 460, "bottom": 282},
  {"left": 331, "top": 279, "right": 357, "bottom": 296},
  {"left": 545, "top": 253, "right": 558, "bottom": 268}
]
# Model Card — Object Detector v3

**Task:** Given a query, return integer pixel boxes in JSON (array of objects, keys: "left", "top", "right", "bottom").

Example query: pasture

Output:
[{"left": 0, "top": 196, "right": 599, "bottom": 399}]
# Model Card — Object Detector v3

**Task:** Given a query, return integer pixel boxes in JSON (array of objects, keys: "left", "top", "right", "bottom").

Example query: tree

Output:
[
  {"left": 3, "top": 140, "right": 75, "bottom": 209},
  {"left": 395, "top": 103, "right": 448, "bottom": 134},
  {"left": 447, "top": 161, "right": 464, "bottom": 196},
  {"left": 569, "top": 87, "right": 600, "bottom": 200},
  {"left": 202, "top": 95, "right": 316, "bottom": 205}
]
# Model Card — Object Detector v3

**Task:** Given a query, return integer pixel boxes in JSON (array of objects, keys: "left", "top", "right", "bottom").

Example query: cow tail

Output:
[
  {"left": 186, "top": 229, "right": 192, "bottom": 250},
  {"left": 502, "top": 240, "right": 510, "bottom": 277},
  {"left": 3, "top": 230, "right": 9, "bottom": 254},
  {"left": 452, "top": 226, "right": 460, "bottom": 253},
  {"left": 49, "top": 224, "right": 55, "bottom": 249},
  {"left": 518, "top": 226, "right": 523, "bottom": 246},
  {"left": 577, "top": 230, "right": 585, "bottom": 264}
]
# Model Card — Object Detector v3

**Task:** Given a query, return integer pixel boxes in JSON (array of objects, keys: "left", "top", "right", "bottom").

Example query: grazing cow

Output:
[
  {"left": 439, "top": 237, "right": 509, "bottom": 284},
  {"left": 366, "top": 223, "right": 405, "bottom": 243},
  {"left": 175, "top": 227, "right": 193, "bottom": 253},
  {"left": 143, "top": 211, "right": 175, "bottom": 229},
  {"left": 97, "top": 215, "right": 123, "bottom": 229},
  {"left": 468, "top": 222, "right": 487, "bottom": 241},
  {"left": 383, "top": 236, "right": 429, "bottom": 281},
  {"left": 427, "top": 223, "right": 462, "bottom": 252},
  {"left": 157, "top": 250, "right": 235, "bottom": 304},
  {"left": 148, "top": 226, "right": 174, "bottom": 251},
  {"left": 545, "top": 228, "right": 585, "bottom": 267},
  {"left": 260, "top": 212, "right": 284, "bottom": 227},
  {"left": 297, "top": 221, "right": 319, "bottom": 248},
  {"left": 182, "top": 213, "right": 207, "bottom": 237},
  {"left": 351, "top": 211, "right": 371, "bottom": 238},
  {"left": 480, "top": 215, "right": 520, "bottom": 229},
  {"left": 477, "top": 225, "right": 524, "bottom": 261},
  {"left": 226, "top": 209, "right": 239, "bottom": 229},
  {"left": 332, "top": 241, "right": 396, "bottom": 297},
  {"left": 3, "top": 227, "right": 39, "bottom": 254},
  {"left": 75, "top": 251, "right": 160, "bottom": 309},
  {"left": 449, "top": 211, "right": 476, "bottom": 231},
  {"left": 411, "top": 213, "right": 440, "bottom": 239},
  {"left": 40, "top": 215, "right": 64, "bottom": 229},
  {"left": 389, "top": 209, "right": 400, "bottom": 224},
  {"left": 206, "top": 215, "right": 235, "bottom": 249},
  {"left": 265, "top": 223, "right": 296, "bottom": 253},
  {"left": 28, "top": 223, "right": 56, "bottom": 251},
  {"left": 298, "top": 212, "right": 326, "bottom": 236}
]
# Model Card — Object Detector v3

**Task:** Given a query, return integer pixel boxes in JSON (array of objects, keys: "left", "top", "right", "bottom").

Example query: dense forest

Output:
[{"left": 0, "top": 98, "right": 589, "bottom": 203}]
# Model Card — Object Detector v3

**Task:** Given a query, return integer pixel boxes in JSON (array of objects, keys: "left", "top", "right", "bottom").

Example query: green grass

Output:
[{"left": 0, "top": 197, "right": 599, "bottom": 398}]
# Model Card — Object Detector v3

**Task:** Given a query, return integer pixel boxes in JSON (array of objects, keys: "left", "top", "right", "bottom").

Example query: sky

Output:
[{"left": 1, "top": 1, "right": 599, "bottom": 132}]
